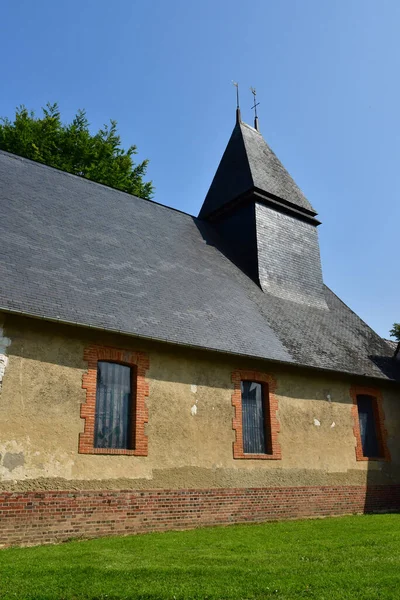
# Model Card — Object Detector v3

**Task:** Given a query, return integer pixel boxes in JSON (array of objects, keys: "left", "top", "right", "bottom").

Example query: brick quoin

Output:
[
  {"left": 1, "top": 485, "right": 399, "bottom": 547},
  {"left": 231, "top": 370, "right": 281, "bottom": 459},
  {"left": 79, "top": 345, "right": 150, "bottom": 456}
]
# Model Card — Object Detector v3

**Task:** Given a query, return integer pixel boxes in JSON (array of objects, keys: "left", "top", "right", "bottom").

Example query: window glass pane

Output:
[
  {"left": 241, "top": 381, "right": 266, "bottom": 454},
  {"left": 94, "top": 362, "right": 132, "bottom": 449},
  {"left": 357, "top": 395, "right": 380, "bottom": 457}
]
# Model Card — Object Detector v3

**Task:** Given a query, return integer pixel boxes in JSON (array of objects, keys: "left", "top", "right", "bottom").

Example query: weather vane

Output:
[
  {"left": 250, "top": 86, "right": 260, "bottom": 130},
  {"left": 250, "top": 87, "right": 259, "bottom": 119}
]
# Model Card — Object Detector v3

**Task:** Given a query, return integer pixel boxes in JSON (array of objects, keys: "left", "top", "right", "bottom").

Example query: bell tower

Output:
[{"left": 198, "top": 112, "right": 327, "bottom": 309}]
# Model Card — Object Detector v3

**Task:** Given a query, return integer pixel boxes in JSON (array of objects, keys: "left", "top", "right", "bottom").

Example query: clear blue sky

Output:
[{"left": 1, "top": 0, "right": 398, "bottom": 339}]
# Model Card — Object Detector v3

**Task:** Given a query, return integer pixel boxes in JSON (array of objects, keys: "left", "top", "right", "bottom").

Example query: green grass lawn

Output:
[{"left": 0, "top": 515, "right": 399, "bottom": 599}]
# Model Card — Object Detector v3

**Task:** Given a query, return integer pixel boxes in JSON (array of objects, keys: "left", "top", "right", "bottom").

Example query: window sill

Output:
[
  {"left": 356, "top": 455, "right": 388, "bottom": 462},
  {"left": 234, "top": 453, "right": 281, "bottom": 460},
  {"left": 79, "top": 447, "right": 146, "bottom": 456}
]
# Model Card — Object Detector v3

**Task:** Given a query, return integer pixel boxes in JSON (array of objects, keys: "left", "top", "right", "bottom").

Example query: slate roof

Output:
[
  {"left": 387, "top": 340, "right": 400, "bottom": 359},
  {"left": 199, "top": 120, "right": 317, "bottom": 219},
  {"left": 384, "top": 339, "right": 398, "bottom": 353},
  {"left": 0, "top": 150, "right": 398, "bottom": 382}
]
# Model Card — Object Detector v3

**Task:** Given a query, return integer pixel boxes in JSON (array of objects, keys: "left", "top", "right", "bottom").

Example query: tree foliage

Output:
[
  {"left": 390, "top": 323, "right": 400, "bottom": 342},
  {"left": 0, "top": 103, "right": 153, "bottom": 200}
]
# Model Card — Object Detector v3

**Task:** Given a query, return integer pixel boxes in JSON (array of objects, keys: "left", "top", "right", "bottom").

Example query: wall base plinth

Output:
[{"left": 1, "top": 485, "right": 399, "bottom": 547}]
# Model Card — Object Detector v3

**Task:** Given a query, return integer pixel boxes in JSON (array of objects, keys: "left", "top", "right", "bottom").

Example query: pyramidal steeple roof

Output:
[{"left": 199, "top": 118, "right": 317, "bottom": 220}]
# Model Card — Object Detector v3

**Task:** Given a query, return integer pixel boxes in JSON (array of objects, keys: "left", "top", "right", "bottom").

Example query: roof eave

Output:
[
  {"left": 203, "top": 188, "right": 321, "bottom": 226},
  {"left": 1, "top": 305, "right": 399, "bottom": 385}
]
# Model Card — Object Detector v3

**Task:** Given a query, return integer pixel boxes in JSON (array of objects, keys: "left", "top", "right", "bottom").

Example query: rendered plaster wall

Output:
[
  {"left": 0, "top": 315, "right": 11, "bottom": 392},
  {"left": 1, "top": 313, "right": 399, "bottom": 491}
]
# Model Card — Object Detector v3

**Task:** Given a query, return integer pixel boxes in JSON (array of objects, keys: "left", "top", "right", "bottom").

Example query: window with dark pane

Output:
[
  {"left": 356, "top": 394, "right": 381, "bottom": 458},
  {"left": 241, "top": 381, "right": 271, "bottom": 454},
  {"left": 94, "top": 362, "right": 133, "bottom": 449}
]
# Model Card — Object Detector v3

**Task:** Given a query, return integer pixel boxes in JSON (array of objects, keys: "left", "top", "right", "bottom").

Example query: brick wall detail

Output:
[
  {"left": 231, "top": 370, "right": 281, "bottom": 459},
  {"left": 350, "top": 386, "right": 390, "bottom": 462},
  {"left": 80, "top": 345, "right": 149, "bottom": 455},
  {"left": 1, "top": 485, "right": 399, "bottom": 547}
]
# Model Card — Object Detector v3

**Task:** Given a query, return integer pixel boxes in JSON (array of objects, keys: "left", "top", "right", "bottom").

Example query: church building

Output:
[{"left": 0, "top": 108, "right": 399, "bottom": 546}]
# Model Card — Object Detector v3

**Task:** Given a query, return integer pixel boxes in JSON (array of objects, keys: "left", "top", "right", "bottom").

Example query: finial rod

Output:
[
  {"left": 232, "top": 81, "right": 241, "bottom": 123},
  {"left": 250, "top": 86, "right": 260, "bottom": 131}
]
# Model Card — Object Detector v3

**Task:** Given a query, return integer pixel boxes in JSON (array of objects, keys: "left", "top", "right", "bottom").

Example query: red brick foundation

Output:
[{"left": 1, "top": 485, "right": 399, "bottom": 547}]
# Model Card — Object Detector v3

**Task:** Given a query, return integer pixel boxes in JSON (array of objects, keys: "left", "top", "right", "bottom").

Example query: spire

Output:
[
  {"left": 198, "top": 119, "right": 317, "bottom": 221},
  {"left": 232, "top": 81, "right": 241, "bottom": 124},
  {"left": 198, "top": 114, "right": 325, "bottom": 308}
]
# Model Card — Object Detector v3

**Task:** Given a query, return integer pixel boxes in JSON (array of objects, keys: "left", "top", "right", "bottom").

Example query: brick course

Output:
[{"left": 1, "top": 485, "right": 399, "bottom": 547}]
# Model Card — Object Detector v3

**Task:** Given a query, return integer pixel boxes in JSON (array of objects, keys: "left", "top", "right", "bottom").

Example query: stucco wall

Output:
[{"left": 1, "top": 313, "right": 399, "bottom": 491}]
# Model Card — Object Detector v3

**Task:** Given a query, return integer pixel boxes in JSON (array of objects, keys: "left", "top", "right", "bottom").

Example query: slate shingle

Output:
[{"left": 0, "top": 150, "right": 398, "bottom": 381}]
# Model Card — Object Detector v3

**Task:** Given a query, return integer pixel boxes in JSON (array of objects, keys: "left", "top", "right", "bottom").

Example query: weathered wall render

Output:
[{"left": 0, "top": 313, "right": 399, "bottom": 546}]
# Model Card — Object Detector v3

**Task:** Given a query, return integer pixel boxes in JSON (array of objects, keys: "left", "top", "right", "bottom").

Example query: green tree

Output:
[
  {"left": 390, "top": 323, "right": 400, "bottom": 342},
  {"left": 0, "top": 103, "right": 153, "bottom": 200}
]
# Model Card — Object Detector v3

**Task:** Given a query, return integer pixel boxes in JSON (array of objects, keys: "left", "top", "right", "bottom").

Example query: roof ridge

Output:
[
  {"left": 198, "top": 122, "right": 254, "bottom": 219},
  {"left": 239, "top": 122, "right": 316, "bottom": 215},
  {"left": 238, "top": 120, "right": 254, "bottom": 186},
  {"left": 0, "top": 149, "right": 195, "bottom": 220}
]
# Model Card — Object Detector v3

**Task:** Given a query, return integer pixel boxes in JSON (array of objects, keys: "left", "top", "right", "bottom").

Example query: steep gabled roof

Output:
[
  {"left": 199, "top": 120, "right": 316, "bottom": 219},
  {"left": 385, "top": 339, "right": 400, "bottom": 360},
  {"left": 0, "top": 150, "right": 398, "bottom": 381},
  {"left": 384, "top": 339, "right": 398, "bottom": 353}
]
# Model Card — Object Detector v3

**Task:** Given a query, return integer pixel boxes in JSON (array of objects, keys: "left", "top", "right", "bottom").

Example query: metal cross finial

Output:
[
  {"left": 232, "top": 81, "right": 240, "bottom": 109},
  {"left": 250, "top": 87, "right": 259, "bottom": 119}
]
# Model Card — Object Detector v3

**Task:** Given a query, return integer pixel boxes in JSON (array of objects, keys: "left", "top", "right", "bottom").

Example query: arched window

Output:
[
  {"left": 241, "top": 381, "right": 271, "bottom": 455},
  {"left": 351, "top": 386, "right": 389, "bottom": 462},
  {"left": 80, "top": 345, "right": 149, "bottom": 456},
  {"left": 356, "top": 394, "right": 381, "bottom": 458},
  {"left": 94, "top": 362, "right": 135, "bottom": 450},
  {"left": 231, "top": 370, "right": 281, "bottom": 460}
]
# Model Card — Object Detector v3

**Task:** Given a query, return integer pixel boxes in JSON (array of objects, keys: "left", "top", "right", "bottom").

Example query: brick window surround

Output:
[
  {"left": 79, "top": 345, "right": 149, "bottom": 456},
  {"left": 350, "top": 386, "right": 390, "bottom": 462},
  {"left": 231, "top": 370, "right": 281, "bottom": 460}
]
